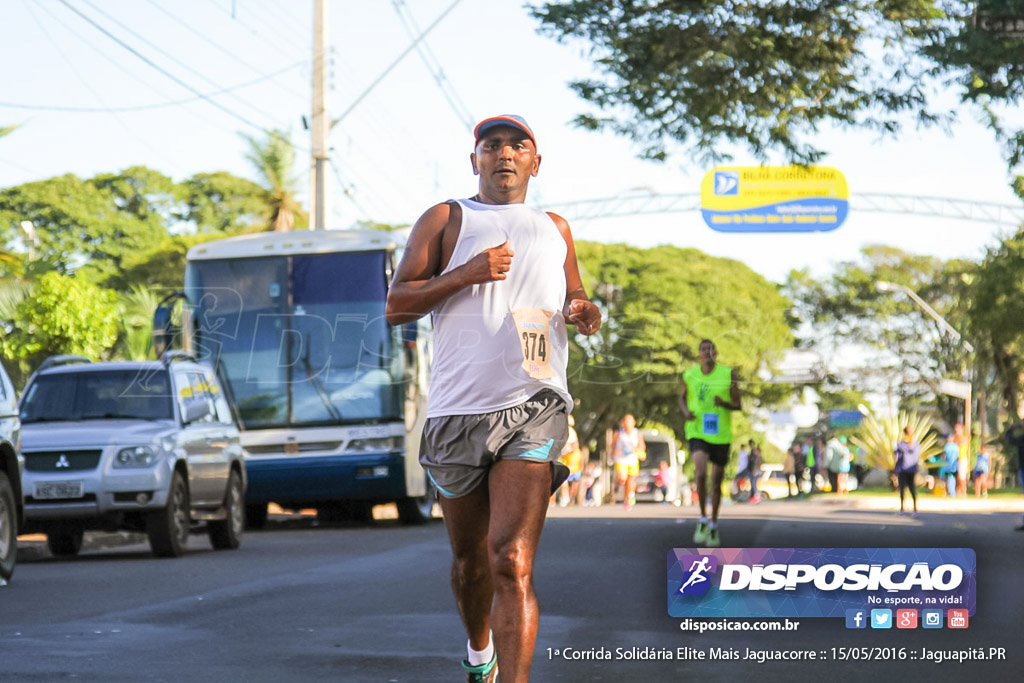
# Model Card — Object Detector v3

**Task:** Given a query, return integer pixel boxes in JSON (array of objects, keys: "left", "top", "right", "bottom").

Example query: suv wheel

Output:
[
  {"left": 47, "top": 527, "right": 84, "bottom": 557},
  {"left": 0, "top": 472, "right": 17, "bottom": 580},
  {"left": 209, "top": 470, "right": 244, "bottom": 550},
  {"left": 147, "top": 471, "right": 190, "bottom": 557}
]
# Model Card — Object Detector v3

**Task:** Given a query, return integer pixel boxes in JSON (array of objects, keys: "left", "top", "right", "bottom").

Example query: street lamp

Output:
[
  {"left": 876, "top": 280, "right": 974, "bottom": 493},
  {"left": 875, "top": 281, "right": 974, "bottom": 353}
]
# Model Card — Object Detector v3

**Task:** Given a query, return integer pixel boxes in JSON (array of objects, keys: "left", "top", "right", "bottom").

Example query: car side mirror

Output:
[{"left": 183, "top": 400, "right": 211, "bottom": 425}]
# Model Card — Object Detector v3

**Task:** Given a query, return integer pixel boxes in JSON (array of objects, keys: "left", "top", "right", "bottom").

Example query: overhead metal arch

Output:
[{"left": 540, "top": 190, "right": 1024, "bottom": 228}]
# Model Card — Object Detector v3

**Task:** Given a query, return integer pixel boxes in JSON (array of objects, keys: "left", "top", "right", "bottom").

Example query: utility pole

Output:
[{"left": 310, "top": 0, "right": 328, "bottom": 230}]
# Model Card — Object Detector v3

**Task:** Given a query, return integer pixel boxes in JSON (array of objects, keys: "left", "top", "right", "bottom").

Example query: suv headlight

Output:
[{"left": 113, "top": 446, "right": 157, "bottom": 468}]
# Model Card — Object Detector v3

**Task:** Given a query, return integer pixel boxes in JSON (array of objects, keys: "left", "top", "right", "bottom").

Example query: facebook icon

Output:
[{"left": 846, "top": 609, "right": 867, "bottom": 629}]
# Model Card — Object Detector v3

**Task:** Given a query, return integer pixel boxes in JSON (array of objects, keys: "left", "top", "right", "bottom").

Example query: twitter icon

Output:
[{"left": 870, "top": 609, "right": 893, "bottom": 629}]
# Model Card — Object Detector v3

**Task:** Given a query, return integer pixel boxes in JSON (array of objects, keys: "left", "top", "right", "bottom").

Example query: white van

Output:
[{"left": 633, "top": 430, "right": 688, "bottom": 505}]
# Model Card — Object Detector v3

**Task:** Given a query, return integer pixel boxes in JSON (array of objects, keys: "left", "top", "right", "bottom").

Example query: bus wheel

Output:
[
  {"left": 245, "top": 503, "right": 268, "bottom": 530},
  {"left": 397, "top": 475, "right": 438, "bottom": 525}
]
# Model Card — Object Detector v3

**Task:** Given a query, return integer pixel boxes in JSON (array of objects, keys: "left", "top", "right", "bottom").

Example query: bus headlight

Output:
[{"left": 346, "top": 436, "right": 403, "bottom": 453}]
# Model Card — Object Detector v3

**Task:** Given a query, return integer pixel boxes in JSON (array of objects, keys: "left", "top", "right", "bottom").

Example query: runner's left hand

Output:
[{"left": 567, "top": 299, "right": 601, "bottom": 335}]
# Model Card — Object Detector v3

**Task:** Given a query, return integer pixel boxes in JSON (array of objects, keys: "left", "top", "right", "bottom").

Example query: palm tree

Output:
[
  {"left": 241, "top": 128, "right": 306, "bottom": 232},
  {"left": 851, "top": 409, "right": 942, "bottom": 471},
  {"left": 118, "top": 285, "right": 161, "bottom": 360}
]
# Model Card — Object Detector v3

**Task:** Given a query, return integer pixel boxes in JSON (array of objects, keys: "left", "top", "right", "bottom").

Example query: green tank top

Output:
[{"left": 683, "top": 363, "right": 733, "bottom": 444}]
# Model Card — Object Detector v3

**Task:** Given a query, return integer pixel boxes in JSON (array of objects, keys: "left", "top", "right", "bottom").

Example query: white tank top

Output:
[{"left": 427, "top": 198, "right": 572, "bottom": 417}]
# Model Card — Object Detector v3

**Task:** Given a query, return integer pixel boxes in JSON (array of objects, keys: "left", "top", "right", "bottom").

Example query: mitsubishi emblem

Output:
[{"left": 55, "top": 454, "right": 71, "bottom": 468}]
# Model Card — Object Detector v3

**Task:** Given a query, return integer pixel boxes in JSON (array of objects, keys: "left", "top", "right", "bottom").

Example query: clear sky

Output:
[{"left": 2, "top": 0, "right": 1022, "bottom": 284}]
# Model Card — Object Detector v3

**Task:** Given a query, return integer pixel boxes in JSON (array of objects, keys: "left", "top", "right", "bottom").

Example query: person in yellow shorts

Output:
[
  {"left": 611, "top": 414, "right": 646, "bottom": 510},
  {"left": 557, "top": 416, "right": 584, "bottom": 506}
]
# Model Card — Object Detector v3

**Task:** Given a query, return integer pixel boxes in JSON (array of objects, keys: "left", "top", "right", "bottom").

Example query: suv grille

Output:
[{"left": 24, "top": 450, "right": 103, "bottom": 472}]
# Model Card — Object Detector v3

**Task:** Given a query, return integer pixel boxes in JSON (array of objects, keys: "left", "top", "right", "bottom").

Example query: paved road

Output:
[{"left": 2, "top": 494, "right": 1021, "bottom": 682}]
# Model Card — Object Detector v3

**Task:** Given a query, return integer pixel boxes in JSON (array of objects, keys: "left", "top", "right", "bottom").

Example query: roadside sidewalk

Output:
[{"left": 546, "top": 490, "right": 1024, "bottom": 519}]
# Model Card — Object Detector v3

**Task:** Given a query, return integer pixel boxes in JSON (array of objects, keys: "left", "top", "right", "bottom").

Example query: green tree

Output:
[
  {"left": 104, "top": 232, "right": 232, "bottom": 293},
  {"left": 0, "top": 272, "right": 119, "bottom": 374},
  {"left": 241, "top": 128, "right": 307, "bottom": 232},
  {"left": 0, "top": 168, "right": 174, "bottom": 281},
  {"left": 569, "top": 242, "right": 793, "bottom": 449},
  {"left": 532, "top": 1, "right": 1024, "bottom": 184},
  {"left": 182, "top": 171, "right": 272, "bottom": 233},
  {"left": 969, "top": 233, "right": 1024, "bottom": 418},
  {"left": 783, "top": 245, "right": 974, "bottom": 426}
]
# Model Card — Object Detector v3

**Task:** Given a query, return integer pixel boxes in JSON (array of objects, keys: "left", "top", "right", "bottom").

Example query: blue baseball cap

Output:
[{"left": 473, "top": 115, "right": 537, "bottom": 148}]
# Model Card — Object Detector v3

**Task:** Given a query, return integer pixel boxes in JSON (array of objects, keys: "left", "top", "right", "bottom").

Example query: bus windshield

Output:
[{"left": 185, "top": 249, "right": 400, "bottom": 429}]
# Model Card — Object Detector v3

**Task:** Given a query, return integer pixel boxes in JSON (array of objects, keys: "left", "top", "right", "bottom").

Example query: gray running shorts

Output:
[{"left": 420, "top": 389, "right": 571, "bottom": 499}]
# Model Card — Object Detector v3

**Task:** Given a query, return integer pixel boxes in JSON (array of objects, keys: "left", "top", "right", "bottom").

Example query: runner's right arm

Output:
[
  {"left": 678, "top": 381, "right": 694, "bottom": 422},
  {"left": 385, "top": 202, "right": 513, "bottom": 325}
]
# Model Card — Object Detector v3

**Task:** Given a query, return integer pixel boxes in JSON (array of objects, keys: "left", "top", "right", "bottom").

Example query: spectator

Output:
[
  {"left": 853, "top": 447, "right": 867, "bottom": 488},
  {"left": 803, "top": 438, "right": 818, "bottom": 492},
  {"left": 611, "top": 414, "right": 646, "bottom": 510},
  {"left": 825, "top": 434, "right": 844, "bottom": 493},
  {"left": 973, "top": 445, "right": 990, "bottom": 498},
  {"left": 941, "top": 433, "right": 959, "bottom": 497},
  {"left": 557, "top": 416, "right": 583, "bottom": 506},
  {"left": 734, "top": 442, "right": 751, "bottom": 498},
  {"left": 581, "top": 459, "right": 603, "bottom": 507},
  {"left": 893, "top": 426, "right": 921, "bottom": 516},
  {"left": 654, "top": 460, "right": 671, "bottom": 503},
  {"left": 784, "top": 443, "right": 801, "bottom": 497},
  {"left": 1005, "top": 417, "right": 1024, "bottom": 531},
  {"left": 749, "top": 442, "right": 763, "bottom": 503},
  {"left": 837, "top": 436, "right": 852, "bottom": 494}
]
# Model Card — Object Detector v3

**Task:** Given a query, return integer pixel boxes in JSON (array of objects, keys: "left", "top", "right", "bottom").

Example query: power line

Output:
[
  {"left": 77, "top": 0, "right": 275, "bottom": 127},
  {"left": 145, "top": 0, "right": 308, "bottom": 101},
  {"left": 27, "top": 0, "right": 181, "bottom": 108},
  {"left": 0, "top": 62, "right": 305, "bottom": 113},
  {"left": 55, "top": 0, "right": 268, "bottom": 133},
  {"left": 391, "top": 0, "right": 474, "bottom": 132},
  {"left": 242, "top": 0, "right": 312, "bottom": 53},
  {"left": 332, "top": 0, "right": 466, "bottom": 126},
  {"left": 330, "top": 160, "right": 374, "bottom": 222},
  {"left": 201, "top": 0, "right": 307, "bottom": 64},
  {"left": 23, "top": 0, "right": 175, "bottom": 165}
]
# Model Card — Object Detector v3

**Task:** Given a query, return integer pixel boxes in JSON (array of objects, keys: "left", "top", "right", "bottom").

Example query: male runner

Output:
[
  {"left": 679, "top": 339, "right": 741, "bottom": 547},
  {"left": 385, "top": 115, "right": 601, "bottom": 683}
]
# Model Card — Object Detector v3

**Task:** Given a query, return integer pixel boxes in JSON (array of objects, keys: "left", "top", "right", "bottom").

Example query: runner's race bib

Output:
[
  {"left": 512, "top": 308, "right": 556, "bottom": 379},
  {"left": 703, "top": 413, "right": 719, "bottom": 436}
]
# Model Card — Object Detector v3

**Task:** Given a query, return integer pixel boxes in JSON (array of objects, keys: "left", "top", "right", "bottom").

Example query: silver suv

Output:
[
  {"left": 18, "top": 354, "right": 246, "bottom": 558},
  {"left": 0, "top": 360, "right": 23, "bottom": 582}
]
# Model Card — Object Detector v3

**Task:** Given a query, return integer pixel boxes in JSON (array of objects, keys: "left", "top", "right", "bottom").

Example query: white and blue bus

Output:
[{"left": 156, "top": 230, "right": 434, "bottom": 525}]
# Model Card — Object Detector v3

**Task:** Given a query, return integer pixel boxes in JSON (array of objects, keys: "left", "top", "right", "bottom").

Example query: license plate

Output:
[{"left": 34, "top": 481, "right": 84, "bottom": 499}]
